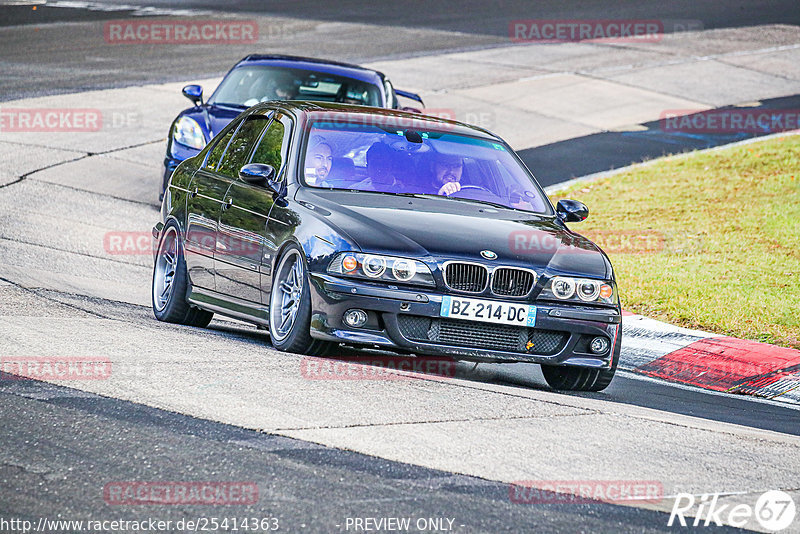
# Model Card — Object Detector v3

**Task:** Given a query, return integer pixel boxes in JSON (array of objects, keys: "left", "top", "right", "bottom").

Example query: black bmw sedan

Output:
[{"left": 153, "top": 101, "right": 622, "bottom": 391}]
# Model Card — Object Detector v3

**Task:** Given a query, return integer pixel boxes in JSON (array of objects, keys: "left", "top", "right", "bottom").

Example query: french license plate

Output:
[{"left": 440, "top": 296, "right": 536, "bottom": 327}]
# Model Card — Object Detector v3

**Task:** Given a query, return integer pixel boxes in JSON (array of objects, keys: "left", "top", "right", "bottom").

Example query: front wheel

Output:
[
  {"left": 268, "top": 245, "right": 331, "bottom": 356},
  {"left": 541, "top": 363, "right": 616, "bottom": 392},
  {"left": 152, "top": 221, "right": 213, "bottom": 328}
]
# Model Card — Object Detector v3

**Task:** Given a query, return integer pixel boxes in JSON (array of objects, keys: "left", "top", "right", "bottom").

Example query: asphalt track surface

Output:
[
  {"left": 0, "top": 377, "right": 739, "bottom": 534},
  {"left": 1, "top": 2, "right": 800, "bottom": 532}
]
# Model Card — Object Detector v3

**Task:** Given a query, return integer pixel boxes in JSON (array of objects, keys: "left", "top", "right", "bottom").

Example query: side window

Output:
[
  {"left": 205, "top": 128, "right": 235, "bottom": 171},
  {"left": 250, "top": 119, "right": 286, "bottom": 176},
  {"left": 215, "top": 117, "right": 269, "bottom": 178},
  {"left": 384, "top": 78, "right": 397, "bottom": 109}
]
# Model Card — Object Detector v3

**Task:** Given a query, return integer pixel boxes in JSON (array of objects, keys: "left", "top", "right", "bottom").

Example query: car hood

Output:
[
  {"left": 299, "top": 189, "right": 610, "bottom": 279},
  {"left": 178, "top": 104, "right": 245, "bottom": 142}
]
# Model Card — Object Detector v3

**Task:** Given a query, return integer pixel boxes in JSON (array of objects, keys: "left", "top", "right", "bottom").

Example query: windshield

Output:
[
  {"left": 209, "top": 65, "right": 383, "bottom": 108},
  {"left": 301, "top": 119, "right": 552, "bottom": 214}
]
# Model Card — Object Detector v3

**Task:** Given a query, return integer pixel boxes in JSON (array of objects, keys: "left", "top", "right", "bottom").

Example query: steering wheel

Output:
[{"left": 451, "top": 184, "right": 493, "bottom": 195}]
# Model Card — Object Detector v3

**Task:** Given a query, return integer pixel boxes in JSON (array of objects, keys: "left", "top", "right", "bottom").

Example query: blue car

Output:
[{"left": 161, "top": 54, "right": 424, "bottom": 199}]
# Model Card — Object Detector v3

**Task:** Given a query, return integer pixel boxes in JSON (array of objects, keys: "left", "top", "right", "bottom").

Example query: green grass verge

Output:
[{"left": 551, "top": 134, "right": 800, "bottom": 349}]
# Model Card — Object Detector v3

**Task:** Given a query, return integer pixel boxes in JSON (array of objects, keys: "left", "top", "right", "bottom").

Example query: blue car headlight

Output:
[
  {"left": 328, "top": 253, "right": 435, "bottom": 287},
  {"left": 173, "top": 116, "right": 205, "bottom": 150}
]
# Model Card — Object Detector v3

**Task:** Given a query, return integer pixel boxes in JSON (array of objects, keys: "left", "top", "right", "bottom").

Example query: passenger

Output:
[
  {"left": 304, "top": 136, "right": 333, "bottom": 185},
  {"left": 353, "top": 142, "right": 403, "bottom": 191}
]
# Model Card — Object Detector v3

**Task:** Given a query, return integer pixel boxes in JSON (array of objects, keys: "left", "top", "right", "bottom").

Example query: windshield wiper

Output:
[
  {"left": 210, "top": 102, "right": 247, "bottom": 108},
  {"left": 338, "top": 189, "right": 511, "bottom": 209},
  {"left": 437, "top": 195, "right": 512, "bottom": 211},
  {"left": 340, "top": 190, "right": 429, "bottom": 199}
]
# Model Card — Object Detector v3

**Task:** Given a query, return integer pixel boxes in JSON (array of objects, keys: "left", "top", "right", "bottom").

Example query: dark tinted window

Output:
[
  {"left": 216, "top": 117, "right": 270, "bottom": 178},
  {"left": 301, "top": 120, "right": 552, "bottom": 214},
  {"left": 205, "top": 128, "right": 235, "bottom": 171},
  {"left": 209, "top": 65, "right": 383, "bottom": 108},
  {"left": 251, "top": 119, "right": 286, "bottom": 174}
]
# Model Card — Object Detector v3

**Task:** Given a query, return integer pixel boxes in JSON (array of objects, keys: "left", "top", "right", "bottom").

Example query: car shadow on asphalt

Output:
[
  {"left": 204, "top": 319, "right": 800, "bottom": 436},
  {"left": 520, "top": 93, "right": 800, "bottom": 188}
]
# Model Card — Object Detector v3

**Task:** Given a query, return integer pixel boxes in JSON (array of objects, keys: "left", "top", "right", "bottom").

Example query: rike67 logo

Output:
[{"left": 669, "top": 490, "right": 796, "bottom": 530}]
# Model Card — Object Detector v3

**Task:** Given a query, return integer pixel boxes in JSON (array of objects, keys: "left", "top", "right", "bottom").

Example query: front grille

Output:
[
  {"left": 397, "top": 315, "right": 567, "bottom": 355},
  {"left": 444, "top": 262, "right": 488, "bottom": 293},
  {"left": 491, "top": 267, "right": 536, "bottom": 297}
]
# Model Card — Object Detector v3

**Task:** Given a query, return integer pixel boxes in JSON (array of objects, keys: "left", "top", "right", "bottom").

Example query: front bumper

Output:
[{"left": 308, "top": 273, "right": 621, "bottom": 368}]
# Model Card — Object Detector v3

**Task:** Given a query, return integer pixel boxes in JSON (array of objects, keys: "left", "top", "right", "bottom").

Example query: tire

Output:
[
  {"left": 152, "top": 221, "right": 213, "bottom": 328},
  {"left": 268, "top": 245, "right": 331, "bottom": 356},
  {"left": 541, "top": 361, "right": 617, "bottom": 392}
]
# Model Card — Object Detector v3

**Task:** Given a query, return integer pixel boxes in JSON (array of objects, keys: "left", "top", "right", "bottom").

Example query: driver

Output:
[
  {"left": 263, "top": 71, "right": 298, "bottom": 101},
  {"left": 431, "top": 153, "right": 464, "bottom": 196}
]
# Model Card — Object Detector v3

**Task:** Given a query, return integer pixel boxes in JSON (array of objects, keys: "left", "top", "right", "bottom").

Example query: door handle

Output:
[
  {"left": 222, "top": 197, "right": 233, "bottom": 211},
  {"left": 190, "top": 187, "right": 198, "bottom": 198}
]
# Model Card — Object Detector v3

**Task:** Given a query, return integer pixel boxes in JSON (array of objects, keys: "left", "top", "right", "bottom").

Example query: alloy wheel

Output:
[{"left": 153, "top": 226, "right": 178, "bottom": 312}]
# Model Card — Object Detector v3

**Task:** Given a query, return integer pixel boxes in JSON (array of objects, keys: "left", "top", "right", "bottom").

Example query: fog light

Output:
[
  {"left": 590, "top": 336, "right": 610, "bottom": 354},
  {"left": 344, "top": 309, "right": 368, "bottom": 328}
]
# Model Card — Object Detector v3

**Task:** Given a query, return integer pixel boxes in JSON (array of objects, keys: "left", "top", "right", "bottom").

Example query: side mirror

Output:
[
  {"left": 395, "top": 89, "right": 424, "bottom": 106},
  {"left": 556, "top": 199, "right": 589, "bottom": 222},
  {"left": 239, "top": 163, "right": 276, "bottom": 185},
  {"left": 182, "top": 84, "right": 203, "bottom": 106}
]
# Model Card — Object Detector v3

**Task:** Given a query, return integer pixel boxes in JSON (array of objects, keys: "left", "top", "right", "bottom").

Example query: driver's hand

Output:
[{"left": 438, "top": 182, "right": 461, "bottom": 196}]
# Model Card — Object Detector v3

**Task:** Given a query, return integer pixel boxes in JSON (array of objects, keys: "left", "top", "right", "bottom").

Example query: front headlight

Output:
[
  {"left": 540, "top": 276, "right": 615, "bottom": 304},
  {"left": 328, "top": 253, "right": 435, "bottom": 287},
  {"left": 173, "top": 116, "right": 205, "bottom": 150}
]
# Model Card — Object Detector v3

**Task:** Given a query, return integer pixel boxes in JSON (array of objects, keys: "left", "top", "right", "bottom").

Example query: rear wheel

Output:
[
  {"left": 541, "top": 362, "right": 616, "bottom": 392},
  {"left": 152, "top": 222, "right": 213, "bottom": 328},
  {"left": 269, "top": 245, "right": 331, "bottom": 356}
]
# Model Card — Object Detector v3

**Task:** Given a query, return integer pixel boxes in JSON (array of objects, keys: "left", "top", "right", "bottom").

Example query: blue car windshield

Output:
[
  {"left": 302, "top": 119, "right": 552, "bottom": 214},
  {"left": 209, "top": 66, "right": 383, "bottom": 108}
]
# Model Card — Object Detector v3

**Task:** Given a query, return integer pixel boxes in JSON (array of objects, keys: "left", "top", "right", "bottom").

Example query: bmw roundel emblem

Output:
[{"left": 481, "top": 250, "right": 498, "bottom": 260}]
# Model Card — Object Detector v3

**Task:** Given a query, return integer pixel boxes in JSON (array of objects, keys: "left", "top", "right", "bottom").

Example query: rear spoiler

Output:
[{"left": 395, "top": 89, "right": 424, "bottom": 107}]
